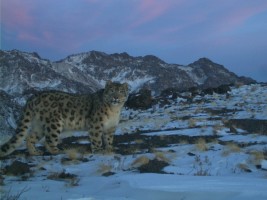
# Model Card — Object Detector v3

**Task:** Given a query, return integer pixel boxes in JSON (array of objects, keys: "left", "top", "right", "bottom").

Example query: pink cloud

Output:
[
  {"left": 1, "top": 0, "right": 35, "bottom": 30},
  {"left": 2, "top": 0, "right": 89, "bottom": 52},
  {"left": 129, "top": 0, "right": 177, "bottom": 28},
  {"left": 213, "top": 2, "right": 267, "bottom": 33}
]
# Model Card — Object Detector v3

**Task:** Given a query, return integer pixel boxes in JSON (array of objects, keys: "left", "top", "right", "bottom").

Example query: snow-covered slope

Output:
[{"left": 1, "top": 84, "right": 267, "bottom": 200}]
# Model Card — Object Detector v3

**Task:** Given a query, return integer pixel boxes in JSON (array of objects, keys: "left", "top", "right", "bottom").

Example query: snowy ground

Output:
[{"left": 1, "top": 84, "right": 267, "bottom": 200}]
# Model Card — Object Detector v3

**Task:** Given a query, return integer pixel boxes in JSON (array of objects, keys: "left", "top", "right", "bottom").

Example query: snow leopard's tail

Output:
[{"left": 0, "top": 104, "right": 33, "bottom": 157}]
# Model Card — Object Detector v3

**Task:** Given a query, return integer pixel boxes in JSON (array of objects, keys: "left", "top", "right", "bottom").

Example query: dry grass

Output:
[
  {"left": 193, "top": 155, "right": 211, "bottom": 176},
  {"left": 237, "top": 163, "right": 251, "bottom": 173},
  {"left": 60, "top": 148, "right": 87, "bottom": 165},
  {"left": 134, "top": 139, "right": 144, "bottom": 144},
  {"left": 249, "top": 150, "right": 265, "bottom": 165},
  {"left": 194, "top": 168, "right": 211, "bottom": 176},
  {"left": 97, "top": 163, "right": 113, "bottom": 174},
  {"left": 154, "top": 151, "right": 172, "bottom": 163},
  {"left": 47, "top": 170, "right": 80, "bottom": 187},
  {"left": 188, "top": 118, "right": 197, "bottom": 128},
  {"left": 179, "top": 139, "right": 189, "bottom": 145},
  {"left": 131, "top": 156, "right": 150, "bottom": 168},
  {"left": 222, "top": 142, "right": 241, "bottom": 156},
  {"left": 195, "top": 138, "right": 208, "bottom": 151},
  {"left": 1, "top": 187, "right": 30, "bottom": 200},
  {"left": 65, "top": 148, "right": 82, "bottom": 160}
]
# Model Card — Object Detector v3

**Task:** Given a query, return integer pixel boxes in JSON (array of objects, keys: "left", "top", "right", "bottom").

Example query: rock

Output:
[
  {"left": 126, "top": 89, "right": 153, "bottom": 110},
  {"left": 225, "top": 119, "right": 267, "bottom": 134},
  {"left": 138, "top": 159, "right": 169, "bottom": 174},
  {"left": 4, "top": 161, "right": 31, "bottom": 175},
  {"left": 213, "top": 85, "right": 231, "bottom": 94},
  {"left": 202, "top": 88, "right": 214, "bottom": 95},
  {"left": 160, "top": 88, "right": 179, "bottom": 99},
  {"left": 102, "top": 171, "right": 116, "bottom": 177},
  {"left": 201, "top": 85, "right": 231, "bottom": 96}
]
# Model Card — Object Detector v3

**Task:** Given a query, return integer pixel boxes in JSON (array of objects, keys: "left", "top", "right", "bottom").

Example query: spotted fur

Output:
[{"left": 0, "top": 81, "right": 129, "bottom": 156}]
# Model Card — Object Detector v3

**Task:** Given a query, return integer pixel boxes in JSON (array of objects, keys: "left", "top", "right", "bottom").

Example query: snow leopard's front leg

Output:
[
  {"left": 89, "top": 126, "right": 103, "bottom": 153},
  {"left": 103, "top": 127, "right": 115, "bottom": 152}
]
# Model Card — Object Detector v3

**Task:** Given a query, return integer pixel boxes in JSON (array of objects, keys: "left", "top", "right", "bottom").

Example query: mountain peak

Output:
[
  {"left": 143, "top": 55, "right": 165, "bottom": 64},
  {"left": 190, "top": 57, "right": 215, "bottom": 66},
  {"left": 111, "top": 52, "right": 130, "bottom": 58}
]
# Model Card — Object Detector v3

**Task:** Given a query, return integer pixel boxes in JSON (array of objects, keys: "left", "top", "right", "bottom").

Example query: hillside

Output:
[{"left": 1, "top": 83, "right": 267, "bottom": 199}]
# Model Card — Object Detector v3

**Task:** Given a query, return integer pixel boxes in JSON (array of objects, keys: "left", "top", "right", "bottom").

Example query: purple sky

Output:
[{"left": 1, "top": 0, "right": 267, "bottom": 82}]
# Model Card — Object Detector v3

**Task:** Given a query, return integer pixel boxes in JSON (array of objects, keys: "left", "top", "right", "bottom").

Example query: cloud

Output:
[
  {"left": 130, "top": 0, "right": 172, "bottom": 28},
  {"left": 1, "top": 0, "right": 35, "bottom": 29},
  {"left": 212, "top": 2, "right": 267, "bottom": 34}
]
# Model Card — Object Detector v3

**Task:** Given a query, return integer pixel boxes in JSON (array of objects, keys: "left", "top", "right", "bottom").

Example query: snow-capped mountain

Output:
[
  {"left": 53, "top": 51, "right": 255, "bottom": 94},
  {"left": 1, "top": 49, "right": 255, "bottom": 97},
  {"left": 0, "top": 50, "right": 99, "bottom": 96}
]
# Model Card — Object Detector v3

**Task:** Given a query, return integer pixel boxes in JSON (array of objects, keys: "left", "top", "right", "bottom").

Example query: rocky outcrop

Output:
[{"left": 126, "top": 89, "right": 153, "bottom": 110}]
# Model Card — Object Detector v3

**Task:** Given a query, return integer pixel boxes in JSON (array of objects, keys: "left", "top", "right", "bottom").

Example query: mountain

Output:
[
  {"left": 53, "top": 51, "right": 255, "bottom": 94},
  {"left": 0, "top": 50, "right": 99, "bottom": 96},
  {"left": 1, "top": 50, "right": 255, "bottom": 97},
  {"left": 186, "top": 58, "right": 255, "bottom": 88}
]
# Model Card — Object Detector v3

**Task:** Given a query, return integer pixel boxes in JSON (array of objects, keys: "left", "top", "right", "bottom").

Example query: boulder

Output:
[{"left": 126, "top": 89, "right": 152, "bottom": 110}]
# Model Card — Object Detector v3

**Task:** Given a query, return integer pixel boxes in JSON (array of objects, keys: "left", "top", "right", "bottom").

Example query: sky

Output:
[{"left": 1, "top": 0, "right": 267, "bottom": 82}]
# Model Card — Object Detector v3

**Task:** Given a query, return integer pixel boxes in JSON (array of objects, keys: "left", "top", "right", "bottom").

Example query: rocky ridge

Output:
[{"left": 53, "top": 51, "right": 255, "bottom": 94}]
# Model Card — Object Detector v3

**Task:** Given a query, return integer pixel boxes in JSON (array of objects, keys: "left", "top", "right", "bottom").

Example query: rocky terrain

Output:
[
  {"left": 0, "top": 49, "right": 256, "bottom": 137},
  {"left": 0, "top": 83, "right": 267, "bottom": 199}
]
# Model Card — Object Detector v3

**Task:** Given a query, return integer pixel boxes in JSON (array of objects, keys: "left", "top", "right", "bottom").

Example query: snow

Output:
[
  {"left": 261, "top": 160, "right": 267, "bottom": 170},
  {"left": 3, "top": 172, "right": 267, "bottom": 200},
  {"left": 179, "top": 65, "right": 207, "bottom": 85},
  {"left": 144, "top": 127, "right": 214, "bottom": 137},
  {"left": 1, "top": 84, "right": 267, "bottom": 199},
  {"left": 109, "top": 69, "right": 155, "bottom": 93},
  {"left": 127, "top": 77, "right": 155, "bottom": 92}
]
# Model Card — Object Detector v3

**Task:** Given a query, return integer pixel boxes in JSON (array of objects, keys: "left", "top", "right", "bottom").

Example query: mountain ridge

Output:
[
  {"left": 53, "top": 50, "right": 255, "bottom": 93},
  {"left": 1, "top": 49, "right": 256, "bottom": 96}
]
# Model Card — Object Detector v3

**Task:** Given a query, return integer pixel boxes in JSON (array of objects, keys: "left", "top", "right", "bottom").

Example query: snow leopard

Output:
[{"left": 0, "top": 81, "right": 129, "bottom": 157}]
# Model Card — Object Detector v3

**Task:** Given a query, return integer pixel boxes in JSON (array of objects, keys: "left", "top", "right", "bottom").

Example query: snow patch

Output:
[{"left": 127, "top": 77, "right": 155, "bottom": 92}]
